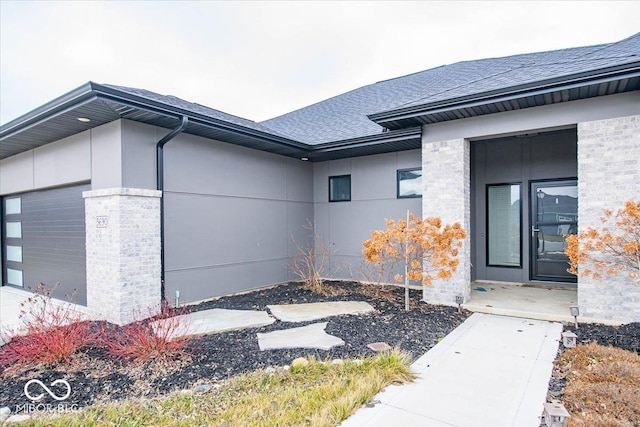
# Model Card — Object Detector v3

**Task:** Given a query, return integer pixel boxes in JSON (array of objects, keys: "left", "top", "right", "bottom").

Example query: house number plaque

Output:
[{"left": 96, "top": 216, "right": 109, "bottom": 228}]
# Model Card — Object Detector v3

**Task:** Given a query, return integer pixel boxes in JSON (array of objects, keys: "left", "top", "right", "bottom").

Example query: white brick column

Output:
[
  {"left": 421, "top": 138, "right": 472, "bottom": 306},
  {"left": 577, "top": 114, "right": 640, "bottom": 323},
  {"left": 83, "top": 188, "right": 162, "bottom": 325}
]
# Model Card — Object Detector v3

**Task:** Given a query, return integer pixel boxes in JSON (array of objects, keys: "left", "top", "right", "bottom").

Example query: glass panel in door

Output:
[{"left": 531, "top": 180, "right": 577, "bottom": 283}]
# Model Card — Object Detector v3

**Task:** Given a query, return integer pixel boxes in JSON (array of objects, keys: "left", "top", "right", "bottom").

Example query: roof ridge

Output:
[
  {"left": 372, "top": 41, "right": 612, "bottom": 86},
  {"left": 576, "top": 31, "right": 640, "bottom": 58},
  {"left": 385, "top": 65, "right": 527, "bottom": 112},
  {"left": 386, "top": 53, "right": 640, "bottom": 111}
]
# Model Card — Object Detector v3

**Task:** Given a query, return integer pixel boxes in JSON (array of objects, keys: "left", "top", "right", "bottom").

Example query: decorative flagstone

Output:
[
  {"left": 367, "top": 342, "right": 392, "bottom": 352},
  {"left": 267, "top": 301, "right": 374, "bottom": 322},
  {"left": 152, "top": 308, "right": 275, "bottom": 340},
  {"left": 257, "top": 322, "right": 345, "bottom": 351}
]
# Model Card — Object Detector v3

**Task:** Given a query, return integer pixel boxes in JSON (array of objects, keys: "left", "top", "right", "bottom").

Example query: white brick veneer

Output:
[
  {"left": 577, "top": 114, "right": 640, "bottom": 323},
  {"left": 83, "top": 188, "right": 162, "bottom": 325},
  {"left": 421, "top": 138, "right": 472, "bottom": 306}
]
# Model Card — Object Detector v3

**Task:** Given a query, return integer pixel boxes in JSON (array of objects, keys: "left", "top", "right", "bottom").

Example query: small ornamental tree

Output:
[
  {"left": 362, "top": 212, "right": 467, "bottom": 310},
  {"left": 565, "top": 200, "right": 640, "bottom": 284}
]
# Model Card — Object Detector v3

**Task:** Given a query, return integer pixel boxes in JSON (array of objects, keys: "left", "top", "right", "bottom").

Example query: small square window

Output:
[
  {"left": 5, "top": 197, "right": 21, "bottom": 215},
  {"left": 7, "top": 268, "right": 23, "bottom": 287},
  {"left": 397, "top": 168, "right": 422, "bottom": 198},
  {"left": 329, "top": 175, "right": 351, "bottom": 202},
  {"left": 6, "top": 222, "right": 22, "bottom": 238},
  {"left": 6, "top": 245, "right": 23, "bottom": 263}
]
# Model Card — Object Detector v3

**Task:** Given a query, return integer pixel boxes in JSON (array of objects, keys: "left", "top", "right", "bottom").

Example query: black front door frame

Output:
[{"left": 530, "top": 178, "right": 578, "bottom": 284}]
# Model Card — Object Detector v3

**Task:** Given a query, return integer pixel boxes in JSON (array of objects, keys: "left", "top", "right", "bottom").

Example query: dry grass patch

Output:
[
  {"left": 558, "top": 342, "right": 640, "bottom": 427},
  {"left": 22, "top": 350, "right": 414, "bottom": 427}
]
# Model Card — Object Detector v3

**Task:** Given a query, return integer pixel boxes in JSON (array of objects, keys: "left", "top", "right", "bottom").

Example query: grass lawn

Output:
[{"left": 22, "top": 350, "right": 414, "bottom": 427}]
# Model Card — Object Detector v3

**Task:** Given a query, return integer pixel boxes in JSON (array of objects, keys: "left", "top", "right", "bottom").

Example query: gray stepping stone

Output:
[
  {"left": 152, "top": 308, "right": 275, "bottom": 340},
  {"left": 267, "top": 301, "right": 374, "bottom": 322},
  {"left": 257, "top": 322, "right": 345, "bottom": 351},
  {"left": 367, "top": 342, "right": 392, "bottom": 352}
]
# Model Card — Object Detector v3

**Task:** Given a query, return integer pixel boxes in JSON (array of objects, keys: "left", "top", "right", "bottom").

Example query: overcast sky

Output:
[{"left": 1, "top": 1, "right": 638, "bottom": 125}]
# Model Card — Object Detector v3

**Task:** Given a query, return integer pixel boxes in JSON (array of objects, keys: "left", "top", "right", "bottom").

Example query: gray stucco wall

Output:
[
  {"left": 471, "top": 129, "right": 578, "bottom": 283},
  {"left": 313, "top": 150, "right": 422, "bottom": 283},
  {"left": 155, "top": 130, "right": 314, "bottom": 304},
  {"left": 0, "top": 120, "right": 126, "bottom": 195},
  {"left": 0, "top": 132, "right": 90, "bottom": 195},
  {"left": 121, "top": 120, "right": 159, "bottom": 190}
]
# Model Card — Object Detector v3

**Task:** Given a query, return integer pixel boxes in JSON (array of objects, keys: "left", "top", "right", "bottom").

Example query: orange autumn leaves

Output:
[
  {"left": 362, "top": 213, "right": 467, "bottom": 286},
  {"left": 565, "top": 200, "right": 640, "bottom": 284}
]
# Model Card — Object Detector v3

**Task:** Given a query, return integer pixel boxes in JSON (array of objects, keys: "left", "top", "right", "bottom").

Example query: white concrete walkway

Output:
[
  {"left": 1, "top": 286, "right": 33, "bottom": 345},
  {"left": 0, "top": 286, "right": 89, "bottom": 345},
  {"left": 465, "top": 282, "right": 578, "bottom": 323},
  {"left": 340, "top": 313, "right": 562, "bottom": 427}
]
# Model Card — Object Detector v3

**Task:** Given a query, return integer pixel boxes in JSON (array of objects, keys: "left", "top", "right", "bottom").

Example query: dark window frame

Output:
[
  {"left": 486, "top": 182, "right": 523, "bottom": 269},
  {"left": 329, "top": 175, "right": 351, "bottom": 202},
  {"left": 397, "top": 168, "right": 423, "bottom": 199}
]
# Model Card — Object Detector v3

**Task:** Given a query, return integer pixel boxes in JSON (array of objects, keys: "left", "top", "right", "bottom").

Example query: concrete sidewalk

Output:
[
  {"left": 0, "top": 286, "right": 89, "bottom": 345},
  {"left": 340, "top": 313, "right": 562, "bottom": 427}
]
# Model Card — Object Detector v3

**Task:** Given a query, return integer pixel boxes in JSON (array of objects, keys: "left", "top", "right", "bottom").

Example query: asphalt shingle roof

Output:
[
  {"left": 102, "top": 84, "right": 294, "bottom": 139},
  {"left": 260, "top": 32, "right": 640, "bottom": 145}
]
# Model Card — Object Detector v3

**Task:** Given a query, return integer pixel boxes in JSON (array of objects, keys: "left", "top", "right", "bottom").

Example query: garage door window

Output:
[
  {"left": 6, "top": 245, "right": 22, "bottom": 263},
  {"left": 7, "top": 268, "right": 23, "bottom": 287},
  {"left": 6, "top": 222, "right": 21, "bottom": 238},
  {"left": 4, "top": 197, "right": 24, "bottom": 287},
  {"left": 5, "top": 197, "right": 21, "bottom": 214}
]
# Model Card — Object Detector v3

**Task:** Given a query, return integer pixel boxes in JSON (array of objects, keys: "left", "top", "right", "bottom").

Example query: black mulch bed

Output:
[
  {"left": 0, "top": 280, "right": 470, "bottom": 412},
  {"left": 4, "top": 280, "right": 638, "bottom": 417}
]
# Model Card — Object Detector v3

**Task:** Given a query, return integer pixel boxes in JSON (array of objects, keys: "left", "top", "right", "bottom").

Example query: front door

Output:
[{"left": 530, "top": 180, "right": 577, "bottom": 283}]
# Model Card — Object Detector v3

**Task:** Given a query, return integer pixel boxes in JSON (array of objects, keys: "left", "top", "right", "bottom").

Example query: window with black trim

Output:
[
  {"left": 487, "top": 183, "right": 522, "bottom": 267},
  {"left": 329, "top": 175, "right": 351, "bottom": 202},
  {"left": 397, "top": 168, "right": 422, "bottom": 198}
]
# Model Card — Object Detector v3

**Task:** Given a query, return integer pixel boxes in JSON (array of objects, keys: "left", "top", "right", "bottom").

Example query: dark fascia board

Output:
[
  {"left": 0, "top": 81, "right": 422, "bottom": 161},
  {"left": 90, "top": 83, "right": 310, "bottom": 151},
  {"left": 368, "top": 61, "right": 640, "bottom": 125},
  {"left": 0, "top": 82, "right": 98, "bottom": 139},
  {"left": 310, "top": 127, "right": 422, "bottom": 153},
  {"left": 0, "top": 82, "right": 309, "bottom": 152}
]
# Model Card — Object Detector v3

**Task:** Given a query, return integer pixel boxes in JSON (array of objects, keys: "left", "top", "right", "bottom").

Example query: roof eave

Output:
[
  {"left": 88, "top": 83, "right": 309, "bottom": 151},
  {"left": 307, "top": 127, "right": 422, "bottom": 161},
  {"left": 368, "top": 61, "right": 640, "bottom": 127},
  {"left": 0, "top": 82, "right": 311, "bottom": 160},
  {"left": 0, "top": 82, "right": 98, "bottom": 140}
]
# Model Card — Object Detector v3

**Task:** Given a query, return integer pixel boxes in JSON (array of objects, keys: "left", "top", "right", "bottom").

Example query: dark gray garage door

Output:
[{"left": 2, "top": 184, "right": 89, "bottom": 305}]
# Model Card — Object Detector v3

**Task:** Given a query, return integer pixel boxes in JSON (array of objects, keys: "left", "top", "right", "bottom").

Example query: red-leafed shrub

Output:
[
  {"left": 102, "top": 302, "right": 193, "bottom": 364},
  {"left": 0, "top": 283, "right": 98, "bottom": 367}
]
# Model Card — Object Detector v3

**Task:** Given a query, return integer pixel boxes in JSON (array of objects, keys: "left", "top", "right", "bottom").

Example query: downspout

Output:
[{"left": 157, "top": 116, "right": 189, "bottom": 301}]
